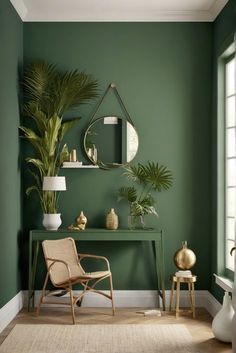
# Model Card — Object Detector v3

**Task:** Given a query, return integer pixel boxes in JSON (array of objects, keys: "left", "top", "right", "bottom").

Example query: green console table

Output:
[{"left": 28, "top": 228, "right": 166, "bottom": 310}]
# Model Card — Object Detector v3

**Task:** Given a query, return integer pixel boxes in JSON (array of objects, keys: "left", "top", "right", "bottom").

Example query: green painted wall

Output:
[
  {"left": 23, "top": 23, "right": 213, "bottom": 290},
  {"left": 212, "top": 0, "right": 236, "bottom": 301},
  {"left": 0, "top": 0, "right": 23, "bottom": 307}
]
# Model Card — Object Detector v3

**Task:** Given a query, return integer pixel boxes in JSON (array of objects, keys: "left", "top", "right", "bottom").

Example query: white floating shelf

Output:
[{"left": 62, "top": 163, "right": 99, "bottom": 169}]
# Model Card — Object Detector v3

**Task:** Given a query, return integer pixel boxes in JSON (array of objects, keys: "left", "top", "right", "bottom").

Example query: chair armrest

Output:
[
  {"left": 78, "top": 253, "right": 110, "bottom": 271},
  {"left": 46, "top": 257, "right": 72, "bottom": 282}
]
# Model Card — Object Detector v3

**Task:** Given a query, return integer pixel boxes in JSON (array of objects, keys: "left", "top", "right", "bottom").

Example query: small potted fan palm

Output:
[
  {"left": 117, "top": 161, "right": 173, "bottom": 229},
  {"left": 20, "top": 61, "right": 98, "bottom": 229}
]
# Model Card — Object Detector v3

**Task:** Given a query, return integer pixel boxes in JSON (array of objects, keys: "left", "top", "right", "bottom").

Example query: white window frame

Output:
[{"left": 224, "top": 54, "right": 236, "bottom": 272}]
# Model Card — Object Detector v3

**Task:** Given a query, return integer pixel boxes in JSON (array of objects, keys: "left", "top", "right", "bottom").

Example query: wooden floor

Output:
[{"left": 0, "top": 307, "right": 232, "bottom": 352}]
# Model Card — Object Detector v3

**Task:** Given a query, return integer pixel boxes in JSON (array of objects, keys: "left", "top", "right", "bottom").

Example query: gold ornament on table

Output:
[
  {"left": 174, "top": 241, "right": 196, "bottom": 270},
  {"left": 76, "top": 211, "right": 87, "bottom": 230},
  {"left": 68, "top": 211, "right": 88, "bottom": 231},
  {"left": 70, "top": 149, "right": 77, "bottom": 162},
  {"left": 106, "top": 208, "right": 118, "bottom": 230}
]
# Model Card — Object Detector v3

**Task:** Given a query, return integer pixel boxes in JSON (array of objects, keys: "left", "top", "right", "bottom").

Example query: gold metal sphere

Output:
[{"left": 174, "top": 241, "right": 196, "bottom": 270}]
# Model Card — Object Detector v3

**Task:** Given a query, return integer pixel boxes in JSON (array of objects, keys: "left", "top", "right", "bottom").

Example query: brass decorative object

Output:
[
  {"left": 68, "top": 211, "right": 88, "bottom": 231},
  {"left": 70, "top": 149, "right": 77, "bottom": 162},
  {"left": 174, "top": 241, "right": 196, "bottom": 270},
  {"left": 106, "top": 208, "right": 118, "bottom": 230},
  {"left": 76, "top": 211, "right": 87, "bottom": 230}
]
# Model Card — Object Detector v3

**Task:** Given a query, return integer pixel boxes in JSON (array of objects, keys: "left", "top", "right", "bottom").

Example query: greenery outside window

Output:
[{"left": 225, "top": 55, "right": 236, "bottom": 272}]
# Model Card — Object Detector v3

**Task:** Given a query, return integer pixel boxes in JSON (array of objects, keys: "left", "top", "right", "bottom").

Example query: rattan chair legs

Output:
[{"left": 37, "top": 272, "right": 115, "bottom": 324}]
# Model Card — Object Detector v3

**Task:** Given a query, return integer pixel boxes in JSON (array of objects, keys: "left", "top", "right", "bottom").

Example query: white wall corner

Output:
[
  {"left": 10, "top": 0, "right": 28, "bottom": 21},
  {"left": 0, "top": 291, "right": 24, "bottom": 334}
]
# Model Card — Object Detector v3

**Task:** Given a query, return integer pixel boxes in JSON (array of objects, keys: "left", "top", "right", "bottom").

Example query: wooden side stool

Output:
[{"left": 169, "top": 275, "right": 197, "bottom": 318}]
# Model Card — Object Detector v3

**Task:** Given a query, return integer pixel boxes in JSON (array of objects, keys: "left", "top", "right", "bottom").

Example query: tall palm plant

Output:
[
  {"left": 20, "top": 61, "right": 98, "bottom": 213},
  {"left": 118, "top": 161, "right": 173, "bottom": 217}
]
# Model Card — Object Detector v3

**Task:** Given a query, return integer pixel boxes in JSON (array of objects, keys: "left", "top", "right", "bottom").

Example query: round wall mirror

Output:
[{"left": 84, "top": 116, "right": 139, "bottom": 169}]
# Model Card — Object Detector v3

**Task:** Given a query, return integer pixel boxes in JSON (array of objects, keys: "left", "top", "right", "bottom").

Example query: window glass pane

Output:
[
  {"left": 226, "top": 96, "right": 236, "bottom": 127},
  {"left": 226, "top": 218, "right": 235, "bottom": 240},
  {"left": 226, "top": 128, "right": 236, "bottom": 157},
  {"left": 226, "top": 58, "right": 235, "bottom": 96},
  {"left": 226, "top": 158, "right": 236, "bottom": 186},
  {"left": 226, "top": 187, "right": 236, "bottom": 217},
  {"left": 226, "top": 239, "right": 235, "bottom": 270}
]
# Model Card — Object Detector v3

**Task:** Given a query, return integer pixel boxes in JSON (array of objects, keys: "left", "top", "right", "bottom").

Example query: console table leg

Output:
[
  {"left": 28, "top": 239, "right": 39, "bottom": 311},
  {"left": 153, "top": 237, "right": 166, "bottom": 311}
]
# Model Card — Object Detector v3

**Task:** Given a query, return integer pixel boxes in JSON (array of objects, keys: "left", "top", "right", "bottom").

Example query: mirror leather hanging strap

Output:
[{"left": 88, "top": 83, "right": 134, "bottom": 125}]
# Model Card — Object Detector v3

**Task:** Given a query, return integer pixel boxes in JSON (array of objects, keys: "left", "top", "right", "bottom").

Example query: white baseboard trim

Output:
[
  {"left": 0, "top": 292, "right": 24, "bottom": 334},
  {"left": 0, "top": 290, "right": 221, "bottom": 334},
  {"left": 24, "top": 289, "right": 221, "bottom": 317},
  {"left": 202, "top": 291, "right": 222, "bottom": 317}
]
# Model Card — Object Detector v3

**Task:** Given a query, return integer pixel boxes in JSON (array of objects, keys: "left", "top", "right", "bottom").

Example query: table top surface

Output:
[{"left": 30, "top": 228, "right": 163, "bottom": 241}]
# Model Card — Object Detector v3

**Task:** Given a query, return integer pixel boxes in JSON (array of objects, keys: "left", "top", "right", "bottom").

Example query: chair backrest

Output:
[{"left": 42, "top": 237, "right": 85, "bottom": 286}]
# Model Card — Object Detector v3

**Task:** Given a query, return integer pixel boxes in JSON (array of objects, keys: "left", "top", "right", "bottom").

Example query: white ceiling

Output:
[{"left": 10, "top": 0, "right": 229, "bottom": 22}]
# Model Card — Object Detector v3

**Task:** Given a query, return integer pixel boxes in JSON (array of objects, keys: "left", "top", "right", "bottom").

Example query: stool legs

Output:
[
  {"left": 176, "top": 279, "right": 180, "bottom": 318},
  {"left": 169, "top": 281, "right": 175, "bottom": 311},
  {"left": 170, "top": 277, "right": 196, "bottom": 319},
  {"left": 191, "top": 282, "right": 196, "bottom": 318}
]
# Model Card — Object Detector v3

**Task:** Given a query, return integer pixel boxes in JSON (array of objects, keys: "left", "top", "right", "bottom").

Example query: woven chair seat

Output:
[{"left": 57, "top": 270, "right": 111, "bottom": 286}]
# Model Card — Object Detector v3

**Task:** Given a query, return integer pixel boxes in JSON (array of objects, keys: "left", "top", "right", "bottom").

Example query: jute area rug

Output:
[{"left": 0, "top": 324, "right": 198, "bottom": 353}]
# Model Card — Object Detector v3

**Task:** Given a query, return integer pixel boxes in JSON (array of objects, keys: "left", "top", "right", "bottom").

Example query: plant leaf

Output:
[
  {"left": 59, "top": 117, "right": 81, "bottom": 142},
  {"left": 117, "top": 186, "right": 137, "bottom": 203}
]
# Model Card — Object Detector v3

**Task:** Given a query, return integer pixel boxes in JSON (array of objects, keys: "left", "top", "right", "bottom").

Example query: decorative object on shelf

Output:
[
  {"left": 19, "top": 61, "right": 98, "bottom": 216},
  {"left": 212, "top": 292, "right": 234, "bottom": 343},
  {"left": 84, "top": 83, "right": 139, "bottom": 170},
  {"left": 76, "top": 211, "right": 87, "bottom": 230},
  {"left": 70, "top": 149, "right": 77, "bottom": 162},
  {"left": 174, "top": 241, "right": 196, "bottom": 270},
  {"left": 62, "top": 162, "right": 98, "bottom": 169},
  {"left": 42, "top": 176, "right": 66, "bottom": 230},
  {"left": 117, "top": 161, "right": 173, "bottom": 229},
  {"left": 63, "top": 161, "right": 83, "bottom": 168},
  {"left": 106, "top": 208, "right": 118, "bottom": 230},
  {"left": 128, "top": 215, "right": 145, "bottom": 230}
]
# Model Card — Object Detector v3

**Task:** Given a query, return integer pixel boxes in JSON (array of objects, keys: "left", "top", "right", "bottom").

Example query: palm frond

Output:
[
  {"left": 139, "top": 161, "right": 173, "bottom": 191},
  {"left": 51, "top": 70, "right": 98, "bottom": 116},
  {"left": 122, "top": 164, "right": 146, "bottom": 184},
  {"left": 117, "top": 186, "right": 137, "bottom": 203},
  {"left": 23, "top": 102, "right": 48, "bottom": 133},
  {"left": 23, "top": 61, "right": 57, "bottom": 105}
]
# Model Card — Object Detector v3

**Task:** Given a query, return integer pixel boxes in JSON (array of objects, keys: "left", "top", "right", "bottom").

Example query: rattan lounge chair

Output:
[{"left": 37, "top": 237, "right": 115, "bottom": 324}]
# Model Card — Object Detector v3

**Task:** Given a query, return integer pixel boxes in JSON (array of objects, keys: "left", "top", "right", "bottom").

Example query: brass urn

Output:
[{"left": 174, "top": 241, "right": 196, "bottom": 270}]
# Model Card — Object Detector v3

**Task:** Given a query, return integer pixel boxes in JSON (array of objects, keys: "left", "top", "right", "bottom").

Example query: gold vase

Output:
[
  {"left": 76, "top": 211, "right": 87, "bottom": 230},
  {"left": 106, "top": 208, "right": 118, "bottom": 230},
  {"left": 174, "top": 241, "right": 196, "bottom": 270}
]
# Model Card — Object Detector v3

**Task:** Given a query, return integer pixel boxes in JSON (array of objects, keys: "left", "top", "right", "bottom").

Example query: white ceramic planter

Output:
[
  {"left": 212, "top": 292, "right": 234, "bottom": 343},
  {"left": 42, "top": 213, "right": 62, "bottom": 231}
]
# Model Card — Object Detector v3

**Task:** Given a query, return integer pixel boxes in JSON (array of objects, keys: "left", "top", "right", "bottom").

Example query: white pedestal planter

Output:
[
  {"left": 212, "top": 292, "right": 234, "bottom": 343},
  {"left": 42, "top": 213, "right": 62, "bottom": 230}
]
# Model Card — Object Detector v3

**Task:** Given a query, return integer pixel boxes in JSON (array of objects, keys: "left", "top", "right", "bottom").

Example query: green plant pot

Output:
[{"left": 128, "top": 215, "right": 146, "bottom": 230}]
